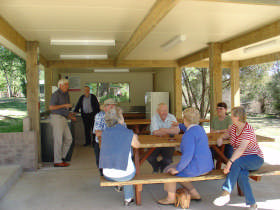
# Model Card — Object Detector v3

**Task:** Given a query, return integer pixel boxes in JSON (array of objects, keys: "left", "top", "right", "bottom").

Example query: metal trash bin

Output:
[{"left": 40, "top": 118, "right": 74, "bottom": 162}]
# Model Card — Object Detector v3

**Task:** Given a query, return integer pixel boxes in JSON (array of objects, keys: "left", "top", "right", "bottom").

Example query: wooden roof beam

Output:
[
  {"left": 239, "top": 51, "right": 280, "bottom": 67},
  {"left": 177, "top": 48, "right": 209, "bottom": 66},
  {"left": 0, "top": 15, "right": 26, "bottom": 52},
  {"left": 222, "top": 20, "right": 280, "bottom": 53},
  {"left": 194, "top": 0, "right": 280, "bottom": 6},
  {"left": 115, "top": 0, "right": 181, "bottom": 63},
  {"left": 47, "top": 59, "right": 178, "bottom": 69},
  {"left": 177, "top": 19, "right": 280, "bottom": 67}
]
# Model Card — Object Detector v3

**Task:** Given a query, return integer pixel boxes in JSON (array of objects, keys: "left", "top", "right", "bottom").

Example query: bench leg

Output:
[
  {"left": 135, "top": 184, "right": 143, "bottom": 205},
  {"left": 237, "top": 176, "right": 261, "bottom": 196},
  {"left": 237, "top": 183, "right": 244, "bottom": 196}
]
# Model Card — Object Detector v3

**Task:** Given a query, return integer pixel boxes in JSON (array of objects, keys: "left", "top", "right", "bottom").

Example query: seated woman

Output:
[
  {"left": 99, "top": 107, "right": 140, "bottom": 206},
  {"left": 158, "top": 107, "right": 214, "bottom": 205},
  {"left": 213, "top": 106, "right": 264, "bottom": 210}
]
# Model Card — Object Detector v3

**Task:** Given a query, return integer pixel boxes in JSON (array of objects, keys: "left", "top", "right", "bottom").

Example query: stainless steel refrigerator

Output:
[{"left": 145, "top": 92, "right": 169, "bottom": 119}]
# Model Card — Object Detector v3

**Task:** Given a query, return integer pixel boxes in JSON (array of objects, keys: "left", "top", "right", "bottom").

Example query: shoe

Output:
[
  {"left": 83, "top": 143, "right": 90, "bottom": 146},
  {"left": 191, "top": 198, "right": 202, "bottom": 202},
  {"left": 249, "top": 203, "right": 258, "bottom": 209},
  {"left": 54, "top": 162, "right": 70, "bottom": 167},
  {"left": 157, "top": 198, "right": 175, "bottom": 205},
  {"left": 114, "top": 186, "right": 123, "bottom": 192},
  {"left": 124, "top": 199, "right": 135, "bottom": 206},
  {"left": 61, "top": 158, "right": 69, "bottom": 162},
  {"left": 213, "top": 190, "right": 230, "bottom": 206}
]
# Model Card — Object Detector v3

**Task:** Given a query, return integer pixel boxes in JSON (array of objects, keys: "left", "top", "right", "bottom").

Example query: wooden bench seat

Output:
[
  {"left": 100, "top": 165, "right": 280, "bottom": 206},
  {"left": 100, "top": 165, "right": 280, "bottom": 187}
]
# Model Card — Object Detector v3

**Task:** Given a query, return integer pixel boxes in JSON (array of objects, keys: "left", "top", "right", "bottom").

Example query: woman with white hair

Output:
[
  {"left": 157, "top": 107, "right": 214, "bottom": 205},
  {"left": 99, "top": 107, "right": 140, "bottom": 206}
]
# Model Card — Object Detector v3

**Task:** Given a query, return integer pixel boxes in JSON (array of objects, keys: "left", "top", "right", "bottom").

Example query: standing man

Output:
[
  {"left": 74, "top": 86, "right": 100, "bottom": 146},
  {"left": 148, "top": 103, "right": 180, "bottom": 173},
  {"left": 93, "top": 98, "right": 117, "bottom": 174},
  {"left": 49, "top": 78, "right": 76, "bottom": 167}
]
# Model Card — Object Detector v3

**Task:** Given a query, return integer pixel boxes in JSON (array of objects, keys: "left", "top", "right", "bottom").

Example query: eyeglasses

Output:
[{"left": 216, "top": 107, "right": 225, "bottom": 110}]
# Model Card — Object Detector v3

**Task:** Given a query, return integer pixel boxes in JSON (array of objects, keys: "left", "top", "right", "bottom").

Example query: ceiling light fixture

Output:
[
  {"left": 161, "top": 34, "right": 186, "bottom": 51},
  {"left": 51, "top": 40, "right": 115, "bottom": 46},
  {"left": 60, "top": 54, "right": 108, "bottom": 59},
  {"left": 94, "top": 69, "right": 129, "bottom": 73},
  {"left": 243, "top": 39, "right": 279, "bottom": 54}
]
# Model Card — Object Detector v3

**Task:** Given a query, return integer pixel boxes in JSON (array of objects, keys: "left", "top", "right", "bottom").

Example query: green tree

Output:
[
  {"left": 268, "top": 60, "right": 280, "bottom": 112},
  {"left": 182, "top": 67, "right": 230, "bottom": 119},
  {"left": 240, "top": 63, "right": 273, "bottom": 113},
  {"left": 0, "top": 46, "right": 26, "bottom": 97}
]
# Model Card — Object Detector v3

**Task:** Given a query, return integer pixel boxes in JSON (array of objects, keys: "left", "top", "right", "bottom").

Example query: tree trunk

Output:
[
  {"left": 3, "top": 69, "right": 12, "bottom": 98},
  {"left": 182, "top": 88, "right": 188, "bottom": 106},
  {"left": 200, "top": 69, "right": 206, "bottom": 118},
  {"left": 182, "top": 70, "right": 193, "bottom": 106}
]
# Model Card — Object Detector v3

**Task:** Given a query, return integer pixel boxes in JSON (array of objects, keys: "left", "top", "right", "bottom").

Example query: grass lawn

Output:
[{"left": 0, "top": 97, "right": 45, "bottom": 133}]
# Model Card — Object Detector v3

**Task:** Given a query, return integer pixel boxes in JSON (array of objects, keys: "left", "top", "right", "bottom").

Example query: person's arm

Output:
[
  {"left": 74, "top": 96, "right": 82, "bottom": 113},
  {"left": 49, "top": 92, "right": 72, "bottom": 110},
  {"left": 91, "top": 94, "right": 100, "bottom": 114},
  {"left": 154, "top": 126, "right": 180, "bottom": 136},
  {"left": 223, "top": 139, "right": 250, "bottom": 174},
  {"left": 175, "top": 134, "right": 195, "bottom": 173},
  {"left": 216, "top": 126, "right": 231, "bottom": 146},
  {"left": 49, "top": 104, "right": 72, "bottom": 110},
  {"left": 131, "top": 134, "right": 140, "bottom": 148}
]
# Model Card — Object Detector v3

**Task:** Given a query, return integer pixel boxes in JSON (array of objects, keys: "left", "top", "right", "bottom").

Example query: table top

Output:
[
  {"left": 125, "top": 118, "right": 209, "bottom": 126},
  {"left": 125, "top": 119, "right": 151, "bottom": 125},
  {"left": 135, "top": 133, "right": 274, "bottom": 149}
]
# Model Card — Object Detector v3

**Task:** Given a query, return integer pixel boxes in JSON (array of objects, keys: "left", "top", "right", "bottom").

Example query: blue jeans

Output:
[
  {"left": 222, "top": 155, "right": 264, "bottom": 205},
  {"left": 104, "top": 171, "right": 136, "bottom": 200}
]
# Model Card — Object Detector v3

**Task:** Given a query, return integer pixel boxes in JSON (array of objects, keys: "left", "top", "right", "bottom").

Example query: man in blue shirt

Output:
[{"left": 148, "top": 103, "right": 180, "bottom": 173}]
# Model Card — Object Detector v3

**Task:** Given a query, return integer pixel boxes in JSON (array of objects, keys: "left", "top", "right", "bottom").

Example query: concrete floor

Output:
[{"left": 0, "top": 145, "right": 280, "bottom": 210}]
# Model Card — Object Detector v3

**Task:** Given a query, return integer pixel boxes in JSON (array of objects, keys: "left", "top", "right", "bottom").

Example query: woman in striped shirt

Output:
[{"left": 213, "top": 106, "right": 264, "bottom": 210}]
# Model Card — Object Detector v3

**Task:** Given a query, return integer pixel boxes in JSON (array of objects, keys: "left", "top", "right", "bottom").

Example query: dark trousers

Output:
[
  {"left": 94, "top": 142, "right": 103, "bottom": 176},
  {"left": 147, "top": 147, "right": 175, "bottom": 173},
  {"left": 211, "top": 144, "right": 234, "bottom": 161},
  {"left": 82, "top": 113, "right": 95, "bottom": 145}
]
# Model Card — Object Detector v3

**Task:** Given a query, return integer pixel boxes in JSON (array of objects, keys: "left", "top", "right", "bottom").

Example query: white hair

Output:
[{"left": 58, "top": 78, "right": 69, "bottom": 87}]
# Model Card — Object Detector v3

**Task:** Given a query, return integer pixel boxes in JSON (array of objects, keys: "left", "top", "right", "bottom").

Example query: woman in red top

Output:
[{"left": 213, "top": 107, "right": 264, "bottom": 210}]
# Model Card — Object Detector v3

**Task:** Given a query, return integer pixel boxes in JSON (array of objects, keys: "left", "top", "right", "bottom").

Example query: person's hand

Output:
[
  {"left": 64, "top": 104, "right": 72, "bottom": 109},
  {"left": 171, "top": 121, "right": 179, "bottom": 127},
  {"left": 217, "top": 137, "right": 223, "bottom": 147},
  {"left": 223, "top": 161, "right": 232, "bottom": 174},
  {"left": 167, "top": 168, "right": 179, "bottom": 175},
  {"left": 71, "top": 116, "right": 77, "bottom": 121}
]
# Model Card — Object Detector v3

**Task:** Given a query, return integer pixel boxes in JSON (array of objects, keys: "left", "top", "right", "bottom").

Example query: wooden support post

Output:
[
  {"left": 231, "top": 61, "right": 240, "bottom": 109},
  {"left": 26, "top": 41, "right": 40, "bottom": 165},
  {"left": 209, "top": 43, "right": 222, "bottom": 122},
  {"left": 174, "top": 66, "right": 182, "bottom": 118},
  {"left": 44, "top": 68, "right": 53, "bottom": 111}
]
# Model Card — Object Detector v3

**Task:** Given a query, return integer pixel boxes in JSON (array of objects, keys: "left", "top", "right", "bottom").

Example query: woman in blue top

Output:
[
  {"left": 158, "top": 107, "right": 214, "bottom": 205},
  {"left": 99, "top": 107, "right": 140, "bottom": 206}
]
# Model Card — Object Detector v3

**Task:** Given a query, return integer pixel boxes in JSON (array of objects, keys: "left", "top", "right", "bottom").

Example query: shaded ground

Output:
[{"left": 0, "top": 146, "right": 280, "bottom": 210}]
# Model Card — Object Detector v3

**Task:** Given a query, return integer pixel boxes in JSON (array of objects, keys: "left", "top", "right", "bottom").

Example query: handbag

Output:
[{"left": 175, "top": 188, "right": 191, "bottom": 209}]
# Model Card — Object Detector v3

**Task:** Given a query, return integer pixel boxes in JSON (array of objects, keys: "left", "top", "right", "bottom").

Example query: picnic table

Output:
[
  {"left": 125, "top": 119, "right": 151, "bottom": 134},
  {"left": 134, "top": 133, "right": 275, "bottom": 174},
  {"left": 125, "top": 118, "right": 210, "bottom": 134}
]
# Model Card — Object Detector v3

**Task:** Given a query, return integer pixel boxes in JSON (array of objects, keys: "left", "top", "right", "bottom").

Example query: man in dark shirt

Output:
[
  {"left": 49, "top": 79, "right": 76, "bottom": 167},
  {"left": 74, "top": 86, "right": 100, "bottom": 146}
]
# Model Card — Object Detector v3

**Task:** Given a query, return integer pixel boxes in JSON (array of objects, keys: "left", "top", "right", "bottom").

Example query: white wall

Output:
[{"left": 60, "top": 72, "right": 153, "bottom": 107}]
